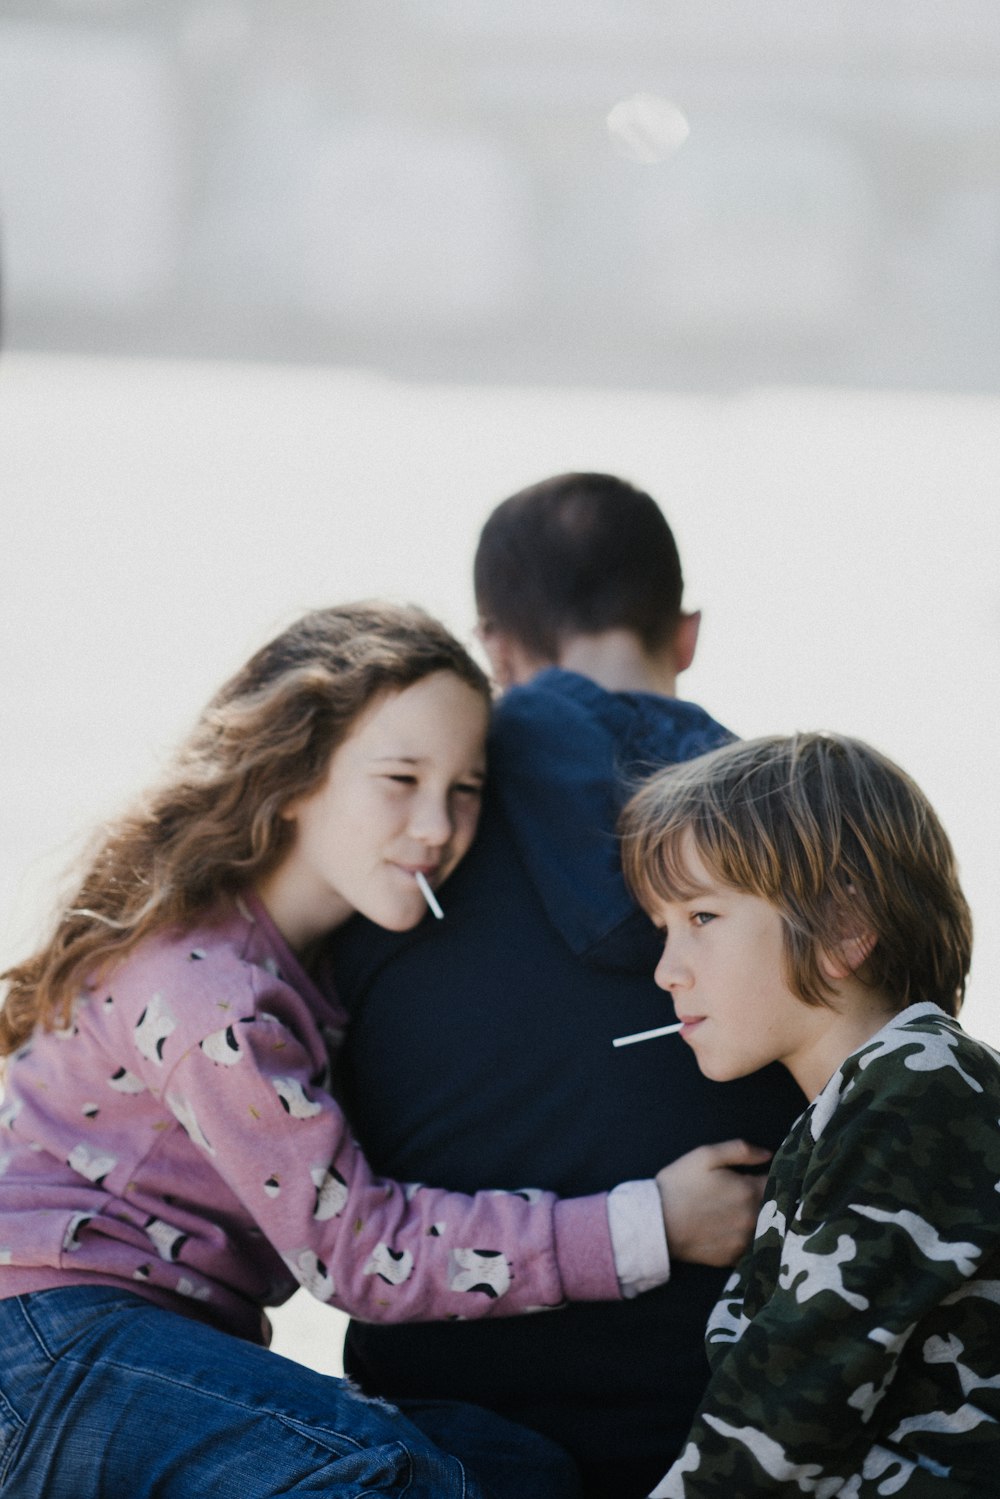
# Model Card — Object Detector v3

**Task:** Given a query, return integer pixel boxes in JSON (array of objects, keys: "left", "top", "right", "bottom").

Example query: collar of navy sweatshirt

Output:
[{"left": 486, "top": 668, "right": 734, "bottom": 972}]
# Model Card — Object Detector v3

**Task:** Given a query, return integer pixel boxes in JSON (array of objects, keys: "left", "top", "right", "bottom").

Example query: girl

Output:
[{"left": 0, "top": 601, "right": 643, "bottom": 1499}]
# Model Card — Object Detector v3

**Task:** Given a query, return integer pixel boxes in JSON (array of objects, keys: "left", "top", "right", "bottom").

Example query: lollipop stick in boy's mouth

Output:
[{"left": 612, "top": 1021, "right": 684, "bottom": 1048}]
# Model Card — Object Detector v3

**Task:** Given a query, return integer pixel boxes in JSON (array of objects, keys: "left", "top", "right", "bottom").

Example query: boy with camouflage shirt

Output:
[{"left": 621, "top": 733, "right": 999, "bottom": 1497}]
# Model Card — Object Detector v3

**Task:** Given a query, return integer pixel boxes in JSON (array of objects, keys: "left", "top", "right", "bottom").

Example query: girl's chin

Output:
[
  {"left": 380, "top": 912, "right": 423, "bottom": 933},
  {"left": 359, "top": 898, "right": 426, "bottom": 933}
]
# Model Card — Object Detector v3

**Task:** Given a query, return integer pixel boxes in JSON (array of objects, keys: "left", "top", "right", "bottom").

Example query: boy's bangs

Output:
[{"left": 630, "top": 820, "right": 715, "bottom": 910}]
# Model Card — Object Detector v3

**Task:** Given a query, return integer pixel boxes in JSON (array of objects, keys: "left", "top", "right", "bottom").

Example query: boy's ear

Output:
[
  {"left": 818, "top": 928, "right": 877, "bottom": 982},
  {"left": 672, "top": 610, "right": 701, "bottom": 676}
]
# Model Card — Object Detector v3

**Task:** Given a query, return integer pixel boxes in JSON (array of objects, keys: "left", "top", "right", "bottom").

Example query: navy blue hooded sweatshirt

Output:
[{"left": 330, "top": 670, "right": 805, "bottom": 1499}]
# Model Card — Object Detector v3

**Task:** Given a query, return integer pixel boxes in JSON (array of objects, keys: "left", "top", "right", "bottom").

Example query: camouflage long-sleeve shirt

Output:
[{"left": 651, "top": 1002, "right": 1000, "bottom": 1498}]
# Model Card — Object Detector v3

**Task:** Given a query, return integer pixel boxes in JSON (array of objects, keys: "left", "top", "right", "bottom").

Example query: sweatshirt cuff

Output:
[
  {"left": 552, "top": 1192, "right": 622, "bottom": 1302},
  {"left": 607, "top": 1178, "right": 671, "bottom": 1298}
]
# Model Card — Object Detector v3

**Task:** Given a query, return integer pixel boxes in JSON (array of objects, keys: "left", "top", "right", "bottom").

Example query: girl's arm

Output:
[{"left": 163, "top": 1002, "right": 618, "bottom": 1323}]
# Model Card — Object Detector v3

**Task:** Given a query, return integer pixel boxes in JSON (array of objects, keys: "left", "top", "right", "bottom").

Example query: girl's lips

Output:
[{"left": 677, "top": 1016, "right": 706, "bottom": 1039}]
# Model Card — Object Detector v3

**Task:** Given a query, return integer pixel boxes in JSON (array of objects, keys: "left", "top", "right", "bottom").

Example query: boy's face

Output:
[{"left": 648, "top": 836, "right": 829, "bottom": 1094}]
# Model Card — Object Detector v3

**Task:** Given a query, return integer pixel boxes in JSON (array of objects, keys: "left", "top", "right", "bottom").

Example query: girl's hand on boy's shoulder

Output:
[{"left": 656, "top": 1140, "right": 772, "bottom": 1268}]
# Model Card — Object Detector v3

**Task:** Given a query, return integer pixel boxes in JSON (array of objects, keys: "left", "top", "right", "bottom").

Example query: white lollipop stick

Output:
[
  {"left": 612, "top": 1021, "right": 684, "bottom": 1048},
  {"left": 415, "top": 870, "right": 444, "bottom": 920}
]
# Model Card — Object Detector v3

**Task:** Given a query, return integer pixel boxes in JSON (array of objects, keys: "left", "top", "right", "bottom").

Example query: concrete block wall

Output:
[{"left": 1, "top": 0, "right": 998, "bottom": 388}]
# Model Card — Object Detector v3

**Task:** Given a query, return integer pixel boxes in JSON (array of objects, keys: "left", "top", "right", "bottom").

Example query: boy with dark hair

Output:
[
  {"left": 474, "top": 472, "right": 686, "bottom": 676},
  {"left": 621, "top": 733, "right": 996, "bottom": 1497},
  {"left": 330, "top": 474, "right": 804, "bottom": 1498}
]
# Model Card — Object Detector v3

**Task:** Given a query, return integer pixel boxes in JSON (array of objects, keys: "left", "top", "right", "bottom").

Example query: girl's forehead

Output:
[{"left": 341, "top": 674, "right": 488, "bottom": 762}]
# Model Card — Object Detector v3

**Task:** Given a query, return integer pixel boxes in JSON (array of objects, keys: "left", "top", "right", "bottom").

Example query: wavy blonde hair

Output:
[
  {"left": 620, "top": 732, "right": 972, "bottom": 1016},
  {"left": 1, "top": 602, "right": 490, "bottom": 1056}
]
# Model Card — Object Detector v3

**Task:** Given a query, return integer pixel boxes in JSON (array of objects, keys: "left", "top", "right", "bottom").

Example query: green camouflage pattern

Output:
[{"left": 651, "top": 1003, "right": 1000, "bottom": 1497}]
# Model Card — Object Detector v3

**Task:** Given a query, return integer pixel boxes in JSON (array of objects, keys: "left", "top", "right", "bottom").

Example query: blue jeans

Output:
[{"left": 0, "top": 1288, "right": 580, "bottom": 1498}]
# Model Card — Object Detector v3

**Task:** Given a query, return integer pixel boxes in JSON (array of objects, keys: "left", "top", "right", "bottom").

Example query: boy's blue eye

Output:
[{"left": 692, "top": 911, "right": 716, "bottom": 926}]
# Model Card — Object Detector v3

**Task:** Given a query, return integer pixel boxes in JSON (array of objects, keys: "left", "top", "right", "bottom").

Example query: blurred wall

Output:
[{"left": 2, "top": 0, "right": 999, "bottom": 389}]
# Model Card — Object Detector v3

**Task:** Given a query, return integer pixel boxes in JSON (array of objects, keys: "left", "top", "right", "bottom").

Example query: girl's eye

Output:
[
  {"left": 692, "top": 911, "right": 716, "bottom": 927},
  {"left": 454, "top": 782, "right": 483, "bottom": 799},
  {"left": 385, "top": 774, "right": 417, "bottom": 786}
]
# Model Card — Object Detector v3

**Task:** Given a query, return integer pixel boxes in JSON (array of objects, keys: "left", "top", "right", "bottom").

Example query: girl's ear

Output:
[{"left": 818, "top": 928, "right": 877, "bottom": 982}]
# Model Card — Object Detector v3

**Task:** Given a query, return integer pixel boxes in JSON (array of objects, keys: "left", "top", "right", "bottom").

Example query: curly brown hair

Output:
[{"left": 0, "top": 602, "right": 490, "bottom": 1056}]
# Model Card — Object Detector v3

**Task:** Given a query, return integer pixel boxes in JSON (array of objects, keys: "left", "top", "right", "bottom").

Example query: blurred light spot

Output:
[{"left": 606, "top": 93, "right": 690, "bottom": 164}]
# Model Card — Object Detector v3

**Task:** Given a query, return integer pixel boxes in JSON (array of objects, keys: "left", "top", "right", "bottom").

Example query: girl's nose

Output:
[{"left": 409, "top": 795, "right": 452, "bottom": 849}]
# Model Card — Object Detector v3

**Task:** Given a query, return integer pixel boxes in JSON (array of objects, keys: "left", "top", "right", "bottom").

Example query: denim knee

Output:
[{"left": 0, "top": 1288, "right": 489, "bottom": 1499}]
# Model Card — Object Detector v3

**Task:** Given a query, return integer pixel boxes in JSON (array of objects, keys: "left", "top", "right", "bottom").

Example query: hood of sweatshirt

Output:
[{"left": 487, "top": 669, "right": 733, "bottom": 974}]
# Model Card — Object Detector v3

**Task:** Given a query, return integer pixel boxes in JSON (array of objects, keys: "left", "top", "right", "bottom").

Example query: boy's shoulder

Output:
[
  {"left": 492, "top": 667, "right": 732, "bottom": 771},
  {"left": 852, "top": 1003, "right": 999, "bottom": 1090},
  {"left": 811, "top": 1003, "right": 1000, "bottom": 1148}
]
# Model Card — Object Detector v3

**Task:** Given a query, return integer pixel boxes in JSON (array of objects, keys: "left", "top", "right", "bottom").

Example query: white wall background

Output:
[{"left": 4, "top": 353, "right": 997, "bottom": 1035}]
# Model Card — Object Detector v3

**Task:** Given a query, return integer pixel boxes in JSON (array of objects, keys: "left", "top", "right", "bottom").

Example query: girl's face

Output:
[{"left": 259, "top": 671, "right": 488, "bottom": 950}]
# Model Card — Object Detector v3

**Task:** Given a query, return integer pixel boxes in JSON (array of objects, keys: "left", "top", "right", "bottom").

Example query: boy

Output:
[
  {"left": 620, "top": 732, "right": 998, "bottom": 1497},
  {"left": 331, "top": 475, "right": 804, "bottom": 1498}
]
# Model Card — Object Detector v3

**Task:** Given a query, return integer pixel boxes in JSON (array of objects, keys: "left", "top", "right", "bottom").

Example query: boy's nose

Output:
[{"left": 654, "top": 942, "right": 689, "bottom": 994}]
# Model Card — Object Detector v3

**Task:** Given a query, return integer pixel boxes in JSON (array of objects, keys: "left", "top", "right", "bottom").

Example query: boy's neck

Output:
[
  {"left": 792, "top": 985, "right": 902, "bottom": 1100},
  {"left": 555, "top": 630, "right": 679, "bottom": 697},
  {"left": 482, "top": 613, "right": 699, "bottom": 695}
]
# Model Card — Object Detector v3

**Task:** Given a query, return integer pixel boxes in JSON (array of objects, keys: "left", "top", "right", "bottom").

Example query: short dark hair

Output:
[
  {"left": 620, "top": 733, "right": 973, "bottom": 1017},
  {"left": 474, "top": 473, "right": 684, "bottom": 660}
]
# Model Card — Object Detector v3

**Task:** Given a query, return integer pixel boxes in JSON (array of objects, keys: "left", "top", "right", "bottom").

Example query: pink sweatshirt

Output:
[{"left": 0, "top": 896, "right": 617, "bottom": 1344}]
